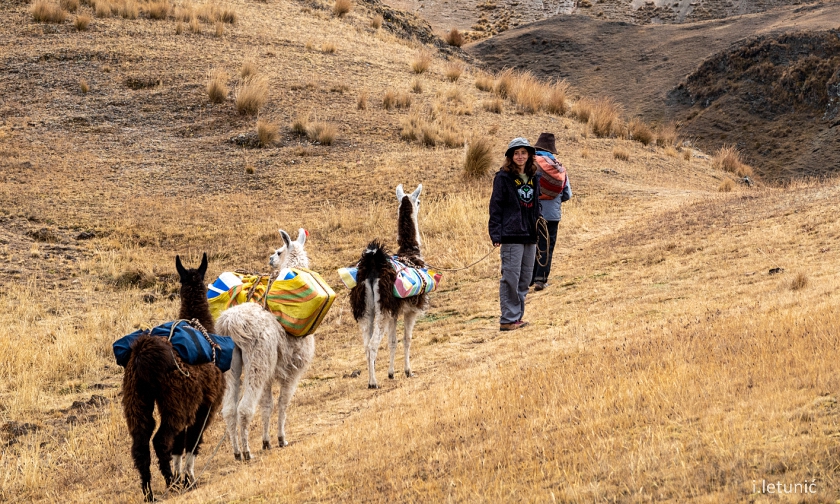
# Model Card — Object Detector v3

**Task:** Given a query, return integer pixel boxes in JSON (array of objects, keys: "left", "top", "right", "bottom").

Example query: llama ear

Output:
[
  {"left": 175, "top": 255, "right": 186, "bottom": 277},
  {"left": 410, "top": 184, "right": 423, "bottom": 202},
  {"left": 296, "top": 228, "right": 307, "bottom": 246},
  {"left": 279, "top": 229, "right": 291, "bottom": 247},
  {"left": 396, "top": 184, "right": 405, "bottom": 201},
  {"left": 198, "top": 252, "right": 208, "bottom": 277}
]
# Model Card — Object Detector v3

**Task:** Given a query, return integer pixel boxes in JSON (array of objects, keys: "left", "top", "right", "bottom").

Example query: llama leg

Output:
[
  {"left": 276, "top": 364, "right": 307, "bottom": 447},
  {"left": 222, "top": 347, "right": 243, "bottom": 460},
  {"left": 171, "top": 430, "right": 187, "bottom": 487},
  {"left": 183, "top": 404, "right": 211, "bottom": 489},
  {"left": 152, "top": 422, "right": 178, "bottom": 489},
  {"left": 127, "top": 400, "right": 156, "bottom": 502},
  {"left": 260, "top": 381, "right": 273, "bottom": 450},
  {"left": 366, "top": 305, "right": 387, "bottom": 389},
  {"left": 237, "top": 351, "right": 273, "bottom": 461},
  {"left": 402, "top": 310, "right": 420, "bottom": 377},
  {"left": 387, "top": 316, "right": 398, "bottom": 380}
]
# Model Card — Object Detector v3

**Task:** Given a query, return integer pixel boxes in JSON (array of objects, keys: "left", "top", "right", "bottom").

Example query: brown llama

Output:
[
  {"left": 121, "top": 253, "right": 225, "bottom": 501},
  {"left": 350, "top": 184, "right": 428, "bottom": 388}
]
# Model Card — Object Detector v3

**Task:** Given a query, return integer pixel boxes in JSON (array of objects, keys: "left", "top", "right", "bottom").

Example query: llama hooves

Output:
[
  {"left": 263, "top": 440, "right": 271, "bottom": 450},
  {"left": 183, "top": 473, "right": 196, "bottom": 490},
  {"left": 243, "top": 451, "right": 252, "bottom": 461},
  {"left": 142, "top": 482, "right": 154, "bottom": 502},
  {"left": 278, "top": 436, "right": 288, "bottom": 447},
  {"left": 368, "top": 383, "right": 380, "bottom": 389},
  {"left": 388, "top": 373, "right": 394, "bottom": 380},
  {"left": 234, "top": 452, "right": 241, "bottom": 461},
  {"left": 405, "top": 370, "right": 414, "bottom": 378}
]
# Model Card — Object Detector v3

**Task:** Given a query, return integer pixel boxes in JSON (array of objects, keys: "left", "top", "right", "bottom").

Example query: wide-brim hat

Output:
[
  {"left": 505, "top": 137, "right": 535, "bottom": 158},
  {"left": 533, "top": 132, "right": 557, "bottom": 154}
]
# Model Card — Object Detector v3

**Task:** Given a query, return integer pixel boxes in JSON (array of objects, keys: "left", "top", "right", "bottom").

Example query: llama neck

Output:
[
  {"left": 396, "top": 197, "right": 422, "bottom": 258},
  {"left": 179, "top": 283, "right": 215, "bottom": 333}
]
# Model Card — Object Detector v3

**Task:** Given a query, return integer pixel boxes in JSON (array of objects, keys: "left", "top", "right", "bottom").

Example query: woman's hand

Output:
[{"left": 493, "top": 243, "right": 500, "bottom": 248}]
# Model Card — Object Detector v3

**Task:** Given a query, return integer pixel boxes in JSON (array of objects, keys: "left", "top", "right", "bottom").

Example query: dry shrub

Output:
[
  {"left": 357, "top": 91, "right": 368, "bottom": 110},
  {"left": 174, "top": 3, "right": 193, "bottom": 21},
  {"left": 580, "top": 146, "right": 590, "bottom": 158},
  {"left": 664, "top": 146, "right": 678, "bottom": 157},
  {"left": 240, "top": 60, "right": 257, "bottom": 79},
  {"left": 545, "top": 79, "right": 570, "bottom": 115},
  {"left": 235, "top": 75, "right": 269, "bottom": 115},
  {"left": 79, "top": 79, "right": 89, "bottom": 93},
  {"left": 718, "top": 178, "right": 735, "bottom": 192},
  {"left": 612, "top": 146, "right": 630, "bottom": 161},
  {"left": 74, "top": 13, "right": 90, "bottom": 29},
  {"left": 589, "top": 97, "right": 622, "bottom": 138},
  {"left": 445, "top": 28, "right": 464, "bottom": 47},
  {"left": 219, "top": 7, "right": 235, "bottom": 23},
  {"left": 307, "top": 122, "right": 337, "bottom": 145},
  {"left": 475, "top": 73, "right": 494, "bottom": 92},
  {"left": 656, "top": 122, "right": 678, "bottom": 147},
  {"left": 411, "top": 79, "right": 423, "bottom": 94},
  {"left": 245, "top": 164, "right": 255, "bottom": 174},
  {"left": 119, "top": 0, "right": 138, "bottom": 19},
  {"left": 509, "top": 71, "right": 544, "bottom": 114},
  {"left": 411, "top": 51, "right": 432, "bottom": 74},
  {"left": 628, "top": 117, "right": 653, "bottom": 146},
  {"left": 712, "top": 144, "right": 754, "bottom": 177},
  {"left": 791, "top": 271, "right": 808, "bottom": 291},
  {"left": 189, "top": 16, "right": 201, "bottom": 33},
  {"left": 32, "top": 1, "right": 68, "bottom": 22},
  {"left": 463, "top": 136, "right": 494, "bottom": 178},
  {"left": 683, "top": 149, "right": 692, "bottom": 161},
  {"left": 371, "top": 14, "right": 382, "bottom": 29},
  {"left": 483, "top": 98, "right": 502, "bottom": 114},
  {"left": 214, "top": 21, "right": 224, "bottom": 37},
  {"left": 571, "top": 97, "right": 594, "bottom": 123},
  {"left": 322, "top": 42, "right": 336, "bottom": 54},
  {"left": 494, "top": 68, "right": 515, "bottom": 98},
  {"left": 93, "top": 0, "right": 109, "bottom": 17},
  {"left": 292, "top": 113, "right": 309, "bottom": 136},
  {"left": 401, "top": 111, "right": 462, "bottom": 148},
  {"left": 445, "top": 61, "right": 464, "bottom": 82},
  {"left": 60, "top": 0, "right": 78, "bottom": 11},
  {"left": 175, "top": 20, "right": 184, "bottom": 33},
  {"left": 206, "top": 69, "right": 228, "bottom": 104},
  {"left": 256, "top": 119, "right": 279, "bottom": 147},
  {"left": 145, "top": 0, "right": 169, "bottom": 19},
  {"left": 333, "top": 0, "right": 352, "bottom": 17},
  {"left": 383, "top": 90, "right": 411, "bottom": 110}
]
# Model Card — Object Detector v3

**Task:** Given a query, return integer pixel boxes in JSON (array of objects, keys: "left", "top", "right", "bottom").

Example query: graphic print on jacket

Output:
[{"left": 515, "top": 176, "right": 536, "bottom": 208}]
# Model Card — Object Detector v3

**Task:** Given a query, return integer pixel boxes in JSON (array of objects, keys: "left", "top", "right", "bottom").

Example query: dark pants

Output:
[{"left": 532, "top": 220, "right": 559, "bottom": 284}]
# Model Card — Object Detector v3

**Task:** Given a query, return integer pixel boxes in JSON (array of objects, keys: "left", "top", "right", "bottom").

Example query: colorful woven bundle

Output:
[
  {"left": 207, "top": 269, "right": 336, "bottom": 337},
  {"left": 337, "top": 258, "right": 442, "bottom": 298}
]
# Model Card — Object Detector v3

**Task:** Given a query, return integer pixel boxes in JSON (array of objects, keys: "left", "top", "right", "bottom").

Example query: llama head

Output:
[
  {"left": 176, "top": 252, "right": 208, "bottom": 287},
  {"left": 396, "top": 184, "right": 423, "bottom": 255},
  {"left": 269, "top": 228, "right": 310, "bottom": 270}
]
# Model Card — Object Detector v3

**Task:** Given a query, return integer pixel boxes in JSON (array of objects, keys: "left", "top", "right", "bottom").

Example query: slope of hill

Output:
[
  {"left": 2, "top": 0, "right": 840, "bottom": 502},
  {"left": 467, "top": 2, "right": 840, "bottom": 179}
]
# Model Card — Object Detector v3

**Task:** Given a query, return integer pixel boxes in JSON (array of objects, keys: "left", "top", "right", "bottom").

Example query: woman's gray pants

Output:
[{"left": 499, "top": 243, "right": 536, "bottom": 324}]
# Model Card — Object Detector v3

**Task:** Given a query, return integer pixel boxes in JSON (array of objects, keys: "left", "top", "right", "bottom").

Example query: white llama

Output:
[
  {"left": 350, "top": 184, "right": 428, "bottom": 389},
  {"left": 217, "top": 228, "right": 314, "bottom": 460}
]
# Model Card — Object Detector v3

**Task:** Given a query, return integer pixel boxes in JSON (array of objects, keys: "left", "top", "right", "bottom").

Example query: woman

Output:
[{"left": 488, "top": 137, "right": 541, "bottom": 331}]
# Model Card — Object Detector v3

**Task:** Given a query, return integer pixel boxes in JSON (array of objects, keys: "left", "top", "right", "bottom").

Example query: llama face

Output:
[{"left": 269, "top": 228, "right": 309, "bottom": 270}]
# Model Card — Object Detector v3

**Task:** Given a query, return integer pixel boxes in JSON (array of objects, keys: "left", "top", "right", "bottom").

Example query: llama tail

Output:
[
  {"left": 122, "top": 335, "right": 176, "bottom": 431},
  {"left": 216, "top": 302, "right": 272, "bottom": 349},
  {"left": 350, "top": 240, "right": 391, "bottom": 322}
]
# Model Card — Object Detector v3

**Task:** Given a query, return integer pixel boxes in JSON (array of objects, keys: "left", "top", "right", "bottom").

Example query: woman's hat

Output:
[
  {"left": 505, "top": 137, "right": 535, "bottom": 158},
  {"left": 533, "top": 132, "right": 557, "bottom": 154}
]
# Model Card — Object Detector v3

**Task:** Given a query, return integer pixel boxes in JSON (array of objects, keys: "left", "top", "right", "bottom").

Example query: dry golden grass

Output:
[
  {"left": 370, "top": 13, "right": 382, "bottom": 29},
  {"left": 571, "top": 97, "right": 594, "bottom": 123},
  {"left": 307, "top": 121, "right": 337, "bottom": 145},
  {"left": 32, "top": 0, "right": 68, "bottom": 23},
  {"left": 291, "top": 112, "right": 310, "bottom": 135},
  {"left": 791, "top": 271, "right": 809, "bottom": 290},
  {"left": 59, "top": 0, "right": 78, "bottom": 12},
  {"left": 206, "top": 68, "right": 228, "bottom": 104},
  {"left": 612, "top": 146, "right": 630, "bottom": 161},
  {"left": 544, "top": 79, "right": 570, "bottom": 115},
  {"left": 589, "top": 97, "right": 623, "bottom": 137},
  {"left": 214, "top": 20, "right": 224, "bottom": 37},
  {"left": 400, "top": 110, "right": 462, "bottom": 148},
  {"left": 93, "top": 0, "right": 109, "bottom": 17},
  {"left": 483, "top": 97, "right": 502, "bottom": 114},
  {"left": 493, "top": 67, "right": 514, "bottom": 98},
  {"left": 411, "top": 78, "right": 423, "bottom": 94},
  {"left": 474, "top": 72, "right": 494, "bottom": 92},
  {"left": 240, "top": 59, "right": 257, "bottom": 79},
  {"left": 119, "top": 0, "right": 138, "bottom": 19},
  {"left": 463, "top": 135, "right": 494, "bottom": 178},
  {"left": 383, "top": 90, "right": 411, "bottom": 110},
  {"left": 333, "top": 0, "right": 352, "bottom": 17},
  {"left": 256, "top": 118, "right": 279, "bottom": 147},
  {"left": 234, "top": 75, "right": 268, "bottom": 115},
  {"left": 664, "top": 145, "right": 678, "bottom": 157},
  {"left": 189, "top": 15, "right": 201, "bottom": 33},
  {"left": 174, "top": 3, "right": 193, "bottom": 22},
  {"left": 628, "top": 117, "right": 653, "bottom": 145},
  {"left": 322, "top": 42, "right": 337, "bottom": 54},
  {"left": 356, "top": 91, "right": 368, "bottom": 110},
  {"left": 580, "top": 145, "right": 590, "bottom": 158},
  {"left": 444, "top": 61, "right": 464, "bottom": 82},
  {"left": 683, "top": 149, "right": 692, "bottom": 161},
  {"left": 79, "top": 79, "right": 89, "bottom": 93},
  {"left": 411, "top": 50, "right": 432, "bottom": 74},
  {"left": 74, "top": 13, "right": 90, "bottom": 29},
  {"left": 175, "top": 20, "right": 184, "bottom": 33},
  {"left": 145, "top": 0, "right": 169, "bottom": 19},
  {"left": 445, "top": 28, "right": 464, "bottom": 47},
  {"left": 713, "top": 144, "right": 754, "bottom": 177},
  {"left": 718, "top": 177, "right": 736, "bottom": 191},
  {"left": 656, "top": 121, "right": 678, "bottom": 147}
]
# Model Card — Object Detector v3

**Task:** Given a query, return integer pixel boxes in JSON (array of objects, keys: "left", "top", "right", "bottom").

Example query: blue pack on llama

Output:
[{"left": 113, "top": 320, "right": 235, "bottom": 372}]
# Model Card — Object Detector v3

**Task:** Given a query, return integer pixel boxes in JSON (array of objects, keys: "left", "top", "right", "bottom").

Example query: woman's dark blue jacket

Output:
[{"left": 488, "top": 169, "right": 542, "bottom": 245}]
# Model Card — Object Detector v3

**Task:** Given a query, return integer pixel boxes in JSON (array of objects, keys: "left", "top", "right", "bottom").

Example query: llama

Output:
[
  {"left": 217, "top": 228, "right": 314, "bottom": 460},
  {"left": 121, "top": 253, "right": 225, "bottom": 502},
  {"left": 350, "top": 184, "right": 427, "bottom": 389}
]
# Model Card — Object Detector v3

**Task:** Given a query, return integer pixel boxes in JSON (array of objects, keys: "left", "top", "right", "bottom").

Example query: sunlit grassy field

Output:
[{"left": 1, "top": 0, "right": 839, "bottom": 502}]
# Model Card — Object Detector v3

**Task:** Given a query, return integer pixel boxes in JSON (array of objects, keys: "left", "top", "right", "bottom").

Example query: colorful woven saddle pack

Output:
[
  {"left": 338, "top": 257, "right": 442, "bottom": 298},
  {"left": 207, "top": 268, "right": 336, "bottom": 337},
  {"left": 113, "top": 319, "right": 236, "bottom": 372}
]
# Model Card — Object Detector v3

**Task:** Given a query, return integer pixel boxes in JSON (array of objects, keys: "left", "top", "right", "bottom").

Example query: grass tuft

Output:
[
  {"left": 494, "top": 68, "right": 514, "bottom": 98},
  {"left": 712, "top": 144, "right": 754, "bottom": 178},
  {"left": 445, "top": 28, "right": 464, "bottom": 47},
  {"left": 59, "top": 0, "right": 78, "bottom": 12},
  {"left": 411, "top": 79, "right": 423, "bottom": 94},
  {"left": 483, "top": 98, "right": 502, "bottom": 114},
  {"left": 656, "top": 122, "right": 678, "bottom": 147},
  {"left": 791, "top": 271, "right": 808, "bottom": 291},
  {"left": 79, "top": 79, "right": 89, "bottom": 94},
  {"left": 463, "top": 136, "right": 494, "bottom": 178},
  {"left": 628, "top": 118, "right": 653, "bottom": 146},
  {"left": 235, "top": 75, "right": 269, "bottom": 115},
  {"left": 74, "top": 13, "right": 90, "bottom": 30},
  {"left": 145, "top": 0, "right": 170, "bottom": 20},
  {"left": 240, "top": 59, "right": 257, "bottom": 79},
  {"left": 545, "top": 79, "right": 570, "bottom": 115},
  {"left": 333, "top": 0, "right": 352, "bottom": 17},
  {"left": 475, "top": 73, "right": 494, "bottom": 92},
  {"left": 371, "top": 14, "right": 382, "bottom": 29},
  {"left": 589, "top": 97, "right": 622, "bottom": 138},
  {"left": 32, "top": 1, "right": 68, "bottom": 23},
  {"left": 307, "top": 122, "right": 337, "bottom": 145},
  {"left": 357, "top": 91, "right": 368, "bottom": 110},
  {"left": 256, "top": 119, "right": 279, "bottom": 147},
  {"left": 718, "top": 178, "right": 735, "bottom": 192},
  {"left": 612, "top": 146, "right": 630, "bottom": 161},
  {"left": 291, "top": 113, "right": 310, "bottom": 136},
  {"left": 411, "top": 51, "right": 432, "bottom": 74},
  {"left": 206, "top": 69, "right": 229, "bottom": 104},
  {"left": 444, "top": 61, "right": 464, "bottom": 82}
]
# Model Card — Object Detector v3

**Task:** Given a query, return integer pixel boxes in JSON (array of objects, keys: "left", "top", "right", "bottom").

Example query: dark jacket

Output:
[{"left": 488, "top": 170, "right": 541, "bottom": 244}]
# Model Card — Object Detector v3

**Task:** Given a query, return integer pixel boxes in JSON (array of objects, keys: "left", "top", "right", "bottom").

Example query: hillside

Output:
[
  {"left": 467, "top": 2, "right": 840, "bottom": 179},
  {"left": 2, "top": 0, "right": 840, "bottom": 502}
]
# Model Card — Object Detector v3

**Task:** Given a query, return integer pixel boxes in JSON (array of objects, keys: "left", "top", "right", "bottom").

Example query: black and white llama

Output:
[{"left": 350, "top": 184, "right": 428, "bottom": 389}]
